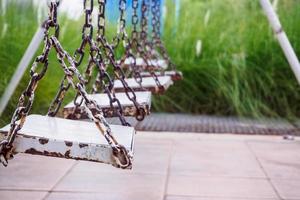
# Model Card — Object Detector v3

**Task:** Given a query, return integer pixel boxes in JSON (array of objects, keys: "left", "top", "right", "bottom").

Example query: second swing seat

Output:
[
  {"left": 114, "top": 76, "right": 173, "bottom": 94},
  {"left": 123, "top": 57, "right": 168, "bottom": 70},
  {"left": 63, "top": 92, "right": 152, "bottom": 119},
  {"left": 140, "top": 70, "right": 183, "bottom": 81}
]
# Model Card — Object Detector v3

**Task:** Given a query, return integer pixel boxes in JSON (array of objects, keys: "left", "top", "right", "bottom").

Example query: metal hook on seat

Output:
[
  {"left": 136, "top": 106, "right": 146, "bottom": 121},
  {"left": 112, "top": 145, "right": 132, "bottom": 169},
  {"left": 0, "top": 140, "right": 14, "bottom": 167}
]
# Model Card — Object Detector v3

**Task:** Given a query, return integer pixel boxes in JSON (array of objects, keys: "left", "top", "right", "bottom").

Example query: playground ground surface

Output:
[{"left": 0, "top": 131, "right": 299, "bottom": 200}]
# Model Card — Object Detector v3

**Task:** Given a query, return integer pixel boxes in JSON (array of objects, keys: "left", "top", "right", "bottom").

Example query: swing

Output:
[
  {"left": 122, "top": 0, "right": 183, "bottom": 82},
  {"left": 140, "top": 70, "right": 183, "bottom": 81},
  {"left": 115, "top": 0, "right": 174, "bottom": 94},
  {"left": 62, "top": 0, "right": 151, "bottom": 121},
  {"left": 0, "top": 115, "right": 134, "bottom": 167},
  {"left": 63, "top": 91, "right": 151, "bottom": 119},
  {"left": 114, "top": 76, "right": 173, "bottom": 94},
  {"left": 144, "top": 0, "right": 183, "bottom": 82},
  {"left": 0, "top": 1, "right": 134, "bottom": 169},
  {"left": 123, "top": 57, "right": 168, "bottom": 70}
]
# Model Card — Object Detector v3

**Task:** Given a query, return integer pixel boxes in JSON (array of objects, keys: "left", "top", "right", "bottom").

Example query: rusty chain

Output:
[
  {"left": 129, "top": 0, "right": 153, "bottom": 71},
  {"left": 138, "top": 0, "right": 164, "bottom": 87},
  {"left": 0, "top": 1, "right": 57, "bottom": 167},
  {"left": 48, "top": 0, "right": 94, "bottom": 117},
  {"left": 96, "top": 0, "right": 146, "bottom": 121},
  {"left": 51, "top": 35, "right": 132, "bottom": 168},
  {"left": 0, "top": 0, "right": 132, "bottom": 168},
  {"left": 151, "top": 0, "right": 176, "bottom": 70},
  {"left": 116, "top": 0, "right": 144, "bottom": 88},
  {"left": 121, "top": 0, "right": 163, "bottom": 88},
  {"left": 47, "top": 0, "right": 133, "bottom": 125}
]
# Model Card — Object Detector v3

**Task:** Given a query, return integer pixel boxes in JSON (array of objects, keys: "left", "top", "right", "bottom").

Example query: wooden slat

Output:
[
  {"left": 140, "top": 70, "right": 183, "bottom": 81},
  {"left": 123, "top": 57, "right": 168, "bottom": 70},
  {"left": 114, "top": 76, "right": 173, "bottom": 94},
  {"left": 63, "top": 92, "right": 152, "bottom": 119},
  {"left": 0, "top": 115, "right": 135, "bottom": 169}
]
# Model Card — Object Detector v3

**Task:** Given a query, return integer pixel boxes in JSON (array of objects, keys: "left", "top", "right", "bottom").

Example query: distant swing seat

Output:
[
  {"left": 63, "top": 92, "right": 152, "bottom": 119},
  {"left": 123, "top": 57, "right": 168, "bottom": 70},
  {"left": 114, "top": 76, "right": 173, "bottom": 94},
  {"left": 121, "top": 58, "right": 183, "bottom": 81},
  {"left": 0, "top": 115, "right": 135, "bottom": 169},
  {"left": 140, "top": 70, "right": 183, "bottom": 81}
]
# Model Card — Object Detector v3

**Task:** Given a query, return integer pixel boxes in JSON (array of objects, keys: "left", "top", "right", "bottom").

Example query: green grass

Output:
[
  {"left": 157, "top": 0, "right": 300, "bottom": 119},
  {"left": 1, "top": 0, "right": 300, "bottom": 127}
]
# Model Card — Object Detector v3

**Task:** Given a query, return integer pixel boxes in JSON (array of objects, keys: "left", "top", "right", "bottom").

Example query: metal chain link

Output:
[
  {"left": 51, "top": 36, "right": 132, "bottom": 168},
  {"left": 120, "top": 0, "right": 163, "bottom": 88},
  {"left": 48, "top": 0, "right": 94, "bottom": 117},
  {"left": 47, "top": 0, "right": 133, "bottom": 125},
  {"left": 151, "top": 0, "right": 176, "bottom": 70},
  {"left": 96, "top": 0, "right": 146, "bottom": 121},
  {"left": 0, "top": 1, "right": 57, "bottom": 166},
  {"left": 139, "top": 0, "right": 163, "bottom": 87},
  {"left": 116, "top": 0, "right": 144, "bottom": 88}
]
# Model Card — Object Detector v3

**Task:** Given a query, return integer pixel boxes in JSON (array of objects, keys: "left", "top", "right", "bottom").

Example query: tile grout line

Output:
[
  {"left": 162, "top": 139, "right": 175, "bottom": 200},
  {"left": 41, "top": 161, "right": 79, "bottom": 200},
  {"left": 167, "top": 194, "right": 279, "bottom": 200},
  {"left": 245, "top": 141, "right": 283, "bottom": 200}
]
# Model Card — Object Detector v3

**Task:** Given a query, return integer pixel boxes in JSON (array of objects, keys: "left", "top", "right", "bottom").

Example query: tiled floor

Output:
[{"left": 0, "top": 132, "right": 300, "bottom": 200}]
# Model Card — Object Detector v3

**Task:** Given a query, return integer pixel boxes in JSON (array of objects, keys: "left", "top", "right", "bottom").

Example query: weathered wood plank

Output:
[
  {"left": 123, "top": 57, "right": 168, "bottom": 70},
  {"left": 0, "top": 115, "right": 135, "bottom": 169},
  {"left": 114, "top": 76, "right": 173, "bottom": 94},
  {"left": 140, "top": 70, "right": 183, "bottom": 81},
  {"left": 63, "top": 92, "right": 152, "bottom": 119}
]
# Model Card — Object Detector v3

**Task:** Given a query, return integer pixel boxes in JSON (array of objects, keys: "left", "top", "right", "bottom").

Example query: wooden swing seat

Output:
[
  {"left": 0, "top": 115, "right": 135, "bottom": 169},
  {"left": 63, "top": 92, "right": 152, "bottom": 119},
  {"left": 140, "top": 70, "right": 183, "bottom": 81},
  {"left": 123, "top": 57, "right": 168, "bottom": 70},
  {"left": 114, "top": 76, "right": 173, "bottom": 94}
]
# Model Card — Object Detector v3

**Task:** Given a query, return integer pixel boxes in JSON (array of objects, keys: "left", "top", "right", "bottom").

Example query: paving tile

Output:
[
  {"left": 0, "top": 190, "right": 47, "bottom": 200},
  {"left": 272, "top": 179, "right": 300, "bottom": 200},
  {"left": 49, "top": 134, "right": 169, "bottom": 199},
  {"left": 53, "top": 169, "right": 166, "bottom": 197},
  {"left": 167, "top": 176, "right": 278, "bottom": 199},
  {"left": 0, "top": 154, "right": 75, "bottom": 190},
  {"left": 247, "top": 140, "right": 300, "bottom": 180},
  {"left": 46, "top": 191, "right": 161, "bottom": 200},
  {"left": 165, "top": 195, "right": 279, "bottom": 200},
  {"left": 72, "top": 136, "right": 173, "bottom": 175},
  {"left": 132, "top": 137, "right": 172, "bottom": 175},
  {"left": 170, "top": 139, "right": 265, "bottom": 178}
]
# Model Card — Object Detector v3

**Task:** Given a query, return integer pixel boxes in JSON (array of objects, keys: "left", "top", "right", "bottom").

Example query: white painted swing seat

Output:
[
  {"left": 123, "top": 57, "right": 168, "bottom": 69},
  {"left": 140, "top": 70, "right": 183, "bottom": 81},
  {"left": 63, "top": 92, "right": 152, "bottom": 119},
  {"left": 0, "top": 115, "right": 135, "bottom": 168},
  {"left": 114, "top": 76, "right": 173, "bottom": 94}
]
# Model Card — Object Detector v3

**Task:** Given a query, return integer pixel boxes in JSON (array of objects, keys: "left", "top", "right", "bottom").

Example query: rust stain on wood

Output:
[
  {"left": 79, "top": 143, "right": 88, "bottom": 148},
  {"left": 38, "top": 138, "right": 49, "bottom": 145},
  {"left": 65, "top": 141, "right": 73, "bottom": 147}
]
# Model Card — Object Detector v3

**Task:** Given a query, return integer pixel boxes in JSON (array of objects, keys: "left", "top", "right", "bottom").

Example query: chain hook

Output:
[
  {"left": 112, "top": 145, "right": 132, "bottom": 169},
  {"left": 0, "top": 140, "right": 13, "bottom": 167}
]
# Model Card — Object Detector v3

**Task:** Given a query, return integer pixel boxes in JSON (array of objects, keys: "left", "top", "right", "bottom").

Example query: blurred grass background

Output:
[{"left": 1, "top": 0, "right": 300, "bottom": 127}]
